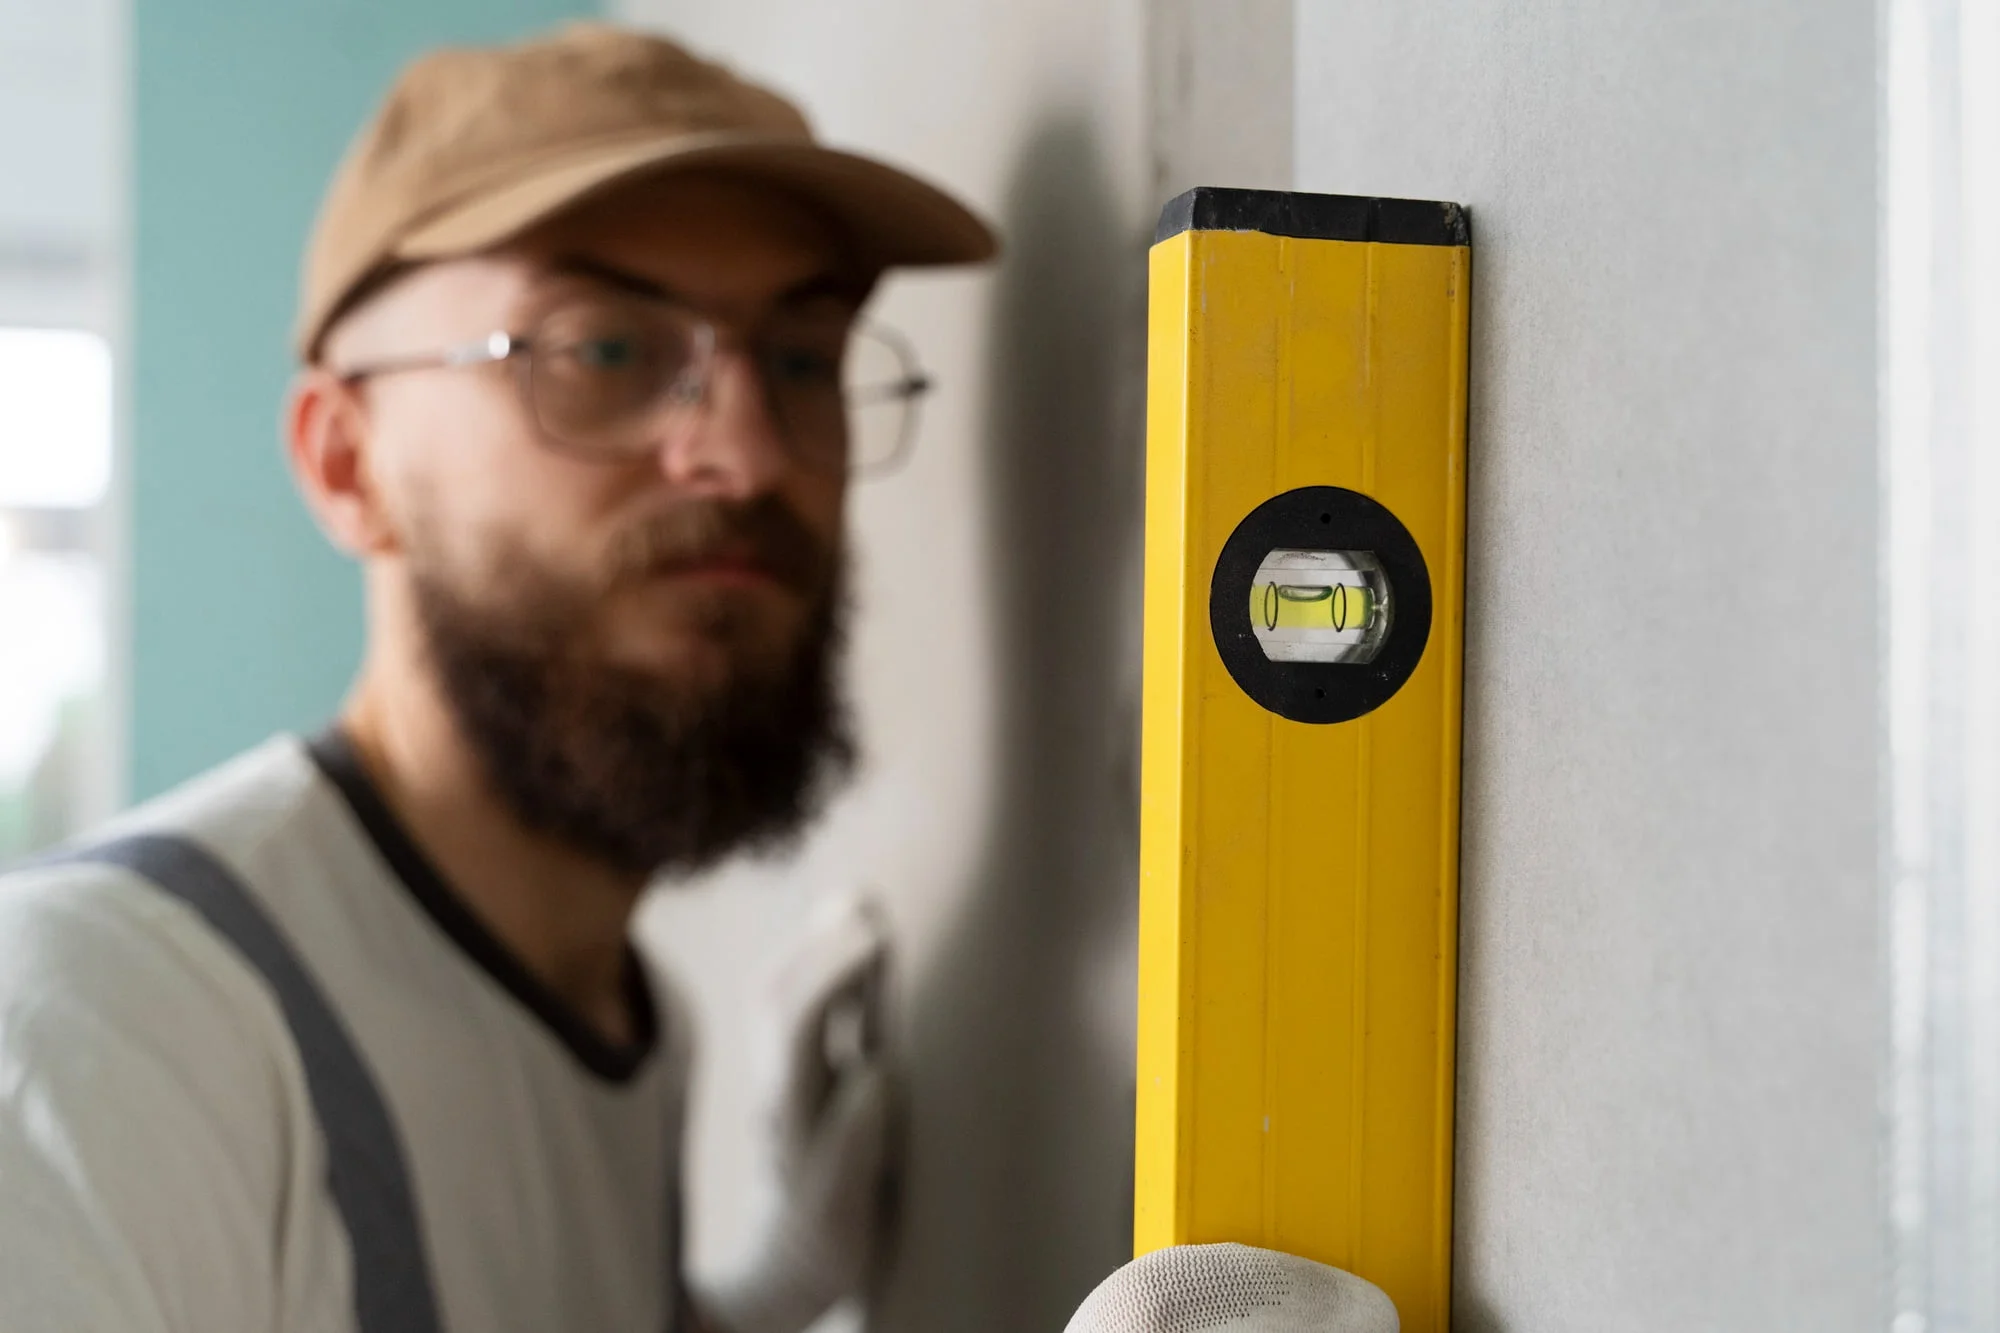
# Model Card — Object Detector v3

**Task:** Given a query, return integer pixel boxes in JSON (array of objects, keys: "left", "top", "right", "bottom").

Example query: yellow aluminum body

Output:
[{"left": 1135, "top": 221, "right": 1469, "bottom": 1330}]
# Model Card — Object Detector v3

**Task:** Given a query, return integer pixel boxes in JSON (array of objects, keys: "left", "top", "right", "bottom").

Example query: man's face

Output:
[{"left": 317, "top": 172, "right": 865, "bottom": 874}]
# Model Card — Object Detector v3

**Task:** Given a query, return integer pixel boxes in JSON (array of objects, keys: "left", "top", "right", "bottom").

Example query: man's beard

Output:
[{"left": 410, "top": 496, "right": 857, "bottom": 879}]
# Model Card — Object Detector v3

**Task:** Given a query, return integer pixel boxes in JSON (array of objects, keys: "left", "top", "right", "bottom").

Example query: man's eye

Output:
[
  {"left": 570, "top": 336, "right": 645, "bottom": 370},
  {"left": 765, "top": 346, "right": 840, "bottom": 385}
]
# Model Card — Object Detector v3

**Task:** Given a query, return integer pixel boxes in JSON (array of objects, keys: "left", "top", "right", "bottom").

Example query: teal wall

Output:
[{"left": 132, "top": 0, "right": 595, "bottom": 800}]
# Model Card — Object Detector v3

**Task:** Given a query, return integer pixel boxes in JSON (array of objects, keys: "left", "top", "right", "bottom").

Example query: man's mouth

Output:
[
  {"left": 660, "top": 559, "right": 784, "bottom": 589},
  {"left": 630, "top": 548, "right": 797, "bottom": 593},
  {"left": 604, "top": 500, "right": 828, "bottom": 597}
]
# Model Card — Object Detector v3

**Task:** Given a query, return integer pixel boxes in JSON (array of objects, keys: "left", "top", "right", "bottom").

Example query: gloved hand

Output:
[
  {"left": 695, "top": 894, "right": 895, "bottom": 1333},
  {"left": 1065, "top": 1244, "right": 1399, "bottom": 1332}
]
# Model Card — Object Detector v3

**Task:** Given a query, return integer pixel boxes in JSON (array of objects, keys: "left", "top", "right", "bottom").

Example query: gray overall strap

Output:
[{"left": 53, "top": 832, "right": 444, "bottom": 1333}]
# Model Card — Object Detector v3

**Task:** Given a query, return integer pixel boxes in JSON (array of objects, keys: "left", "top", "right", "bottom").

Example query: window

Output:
[
  {"left": 0, "top": 328, "right": 112, "bottom": 508},
  {"left": 0, "top": 0, "right": 121, "bottom": 857},
  {"left": 0, "top": 330, "right": 113, "bottom": 857}
]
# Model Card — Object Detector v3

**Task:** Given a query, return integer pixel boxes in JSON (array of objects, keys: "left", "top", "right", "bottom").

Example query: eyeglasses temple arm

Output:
[{"left": 336, "top": 332, "right": 526, "bottom": 383}]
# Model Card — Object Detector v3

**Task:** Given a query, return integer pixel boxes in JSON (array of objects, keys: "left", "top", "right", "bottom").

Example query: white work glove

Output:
[
  {"left": 1065, "top": 1244, "right": 1400, "bottom": 1333},
  {"left": 696, "top": 894, "right": 894, "bottom": 1333}
]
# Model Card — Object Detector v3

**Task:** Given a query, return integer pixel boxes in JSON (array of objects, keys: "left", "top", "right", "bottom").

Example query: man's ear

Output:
[{"left": 286, "top": 367, "right": 401, "bottom": 558}]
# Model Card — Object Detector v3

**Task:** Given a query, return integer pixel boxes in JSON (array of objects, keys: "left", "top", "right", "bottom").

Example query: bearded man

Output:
[{"left": 0, "top": 22, "right": 1395, "bottom": 1333}]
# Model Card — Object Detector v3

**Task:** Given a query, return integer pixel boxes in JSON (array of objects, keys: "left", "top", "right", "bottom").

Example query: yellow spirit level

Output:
[{"left": 1134, "top": 187, "right": 1470, "bottom": 1330}]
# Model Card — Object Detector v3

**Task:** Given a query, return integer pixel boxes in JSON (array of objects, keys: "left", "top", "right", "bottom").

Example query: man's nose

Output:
[{"left": 656, "top": 350, "right": 792, "bottom": 497}]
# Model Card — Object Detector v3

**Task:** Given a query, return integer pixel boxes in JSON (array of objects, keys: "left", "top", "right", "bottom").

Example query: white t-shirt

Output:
[{"left": 0, "top": 732, "right": 691, "bottom": 1333}]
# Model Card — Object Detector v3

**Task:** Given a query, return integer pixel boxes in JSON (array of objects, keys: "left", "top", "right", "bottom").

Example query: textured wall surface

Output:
[
  {"left": 1295, "top": 4, "right": 1884, "bottom": 1329},
  {"left": 616, "top": 4, "right": 1154, "bottom": 1330},
  {"left": 1146, "top": 0, "right": 1293, "bottom": 200},
  {"left": 131, "top": 0, "right": 592, "bottom": 799}
]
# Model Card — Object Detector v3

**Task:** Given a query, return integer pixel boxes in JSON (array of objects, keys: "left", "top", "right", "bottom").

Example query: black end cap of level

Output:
[{"left": 1155, "top": 186, "right": 1470, "bottom": 248}]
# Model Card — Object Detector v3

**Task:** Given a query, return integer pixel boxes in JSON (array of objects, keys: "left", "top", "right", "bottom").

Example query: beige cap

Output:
[{"left": 298, "top": 22, "right": 998, "bottom": 359}]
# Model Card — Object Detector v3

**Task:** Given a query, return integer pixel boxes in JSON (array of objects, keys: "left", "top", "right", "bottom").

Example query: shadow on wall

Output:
[
  {"left": 872, "top": 114, "right": 1149, "bottom": 1333},
  {"left": 1455, "top": 1292, "right": 1513, "bottom": 1333}
]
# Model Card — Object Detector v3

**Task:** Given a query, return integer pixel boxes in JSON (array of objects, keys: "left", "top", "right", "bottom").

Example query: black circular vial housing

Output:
[{"left": 1209, "top": 486, "right": 1432, "bottom": 724}]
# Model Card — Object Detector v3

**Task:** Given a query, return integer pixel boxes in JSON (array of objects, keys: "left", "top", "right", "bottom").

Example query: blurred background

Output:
[
  {"left": 1, "top": 1, "right": 1290, "bottom": 1328},
  {"left": 4, "top": 1, "right": 1995, "bottom": 1331},
  {"left": 0, "top": 0, "right": 120, "bottom": 857}
]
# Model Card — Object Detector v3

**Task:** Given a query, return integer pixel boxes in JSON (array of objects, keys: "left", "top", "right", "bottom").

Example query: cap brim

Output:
[{"left": 395, "top": 130, "right": 998, "bottom": 269}]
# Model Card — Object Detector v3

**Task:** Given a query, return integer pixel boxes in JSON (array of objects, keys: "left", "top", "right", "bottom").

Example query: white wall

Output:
[
  {"left": 613, "top": 5, "right": 1892, "bottom": 1329},
  {"left": 0, "top": 0, "right": 120, "bottom": 332},
  {"left": 0, "top": 0, "right": 125, "bottom": 849},
  {"left": 1147, "top": 0, "right": 1293, "bottom": 199},
  {"left": 616, "top": 4, "right": 1154, "bottom": 1329},
  {"left": 1294, "top": 4, "right": 1884, "bottom": 1330}
]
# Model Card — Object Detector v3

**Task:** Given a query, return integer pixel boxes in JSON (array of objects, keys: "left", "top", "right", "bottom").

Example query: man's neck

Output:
[{"left": 338, "top": 661, "right": 649, "bottom": 1048}]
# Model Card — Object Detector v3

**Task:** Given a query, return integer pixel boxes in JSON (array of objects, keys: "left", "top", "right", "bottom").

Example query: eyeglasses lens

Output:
[
  {"left": 525, "top": 298, "right": 923, "bottom": 474},
  {"left": 527, "top": 299, "right": 701, "bottom": 452},
  {"left": 837, "top": 328, "right": 922, "bottom": 474}
]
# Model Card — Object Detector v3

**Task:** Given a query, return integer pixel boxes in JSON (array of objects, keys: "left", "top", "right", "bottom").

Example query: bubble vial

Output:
[{"left": 1249, "top": 549, "right": 1393, "bottom": 664}]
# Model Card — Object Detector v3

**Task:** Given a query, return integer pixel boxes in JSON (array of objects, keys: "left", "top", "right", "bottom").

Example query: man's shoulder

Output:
[
  {"left": 0, "top": 735, "right": 331, "bottom": 1051},
  {"left": 0, "top": 851, "right": 318, "bottom": 1333},
  {"left": 87, "top": 734, "right": 327, "bottom": 863},
  {"left": 0, "top": 855, "right": 296, "bottom": 1083}
]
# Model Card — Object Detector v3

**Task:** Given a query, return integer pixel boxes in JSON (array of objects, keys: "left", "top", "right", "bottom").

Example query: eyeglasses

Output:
[{"left": 337, "top": 292, "right": 933, "bottom": 476}]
